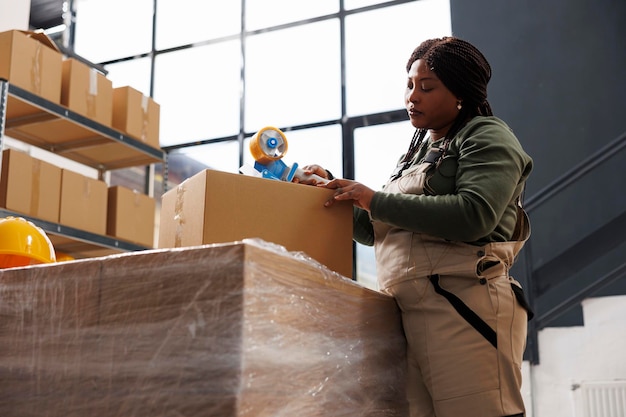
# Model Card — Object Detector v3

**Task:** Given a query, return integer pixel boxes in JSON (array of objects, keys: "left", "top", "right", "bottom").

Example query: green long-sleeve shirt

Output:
[{"left": 354, "top": 116, "right": 533, "bottom": 246}]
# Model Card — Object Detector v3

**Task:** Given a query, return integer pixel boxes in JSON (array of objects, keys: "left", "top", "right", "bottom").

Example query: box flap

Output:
[{"left": 19, "top": 29, "right": 60, "bottom": 52}]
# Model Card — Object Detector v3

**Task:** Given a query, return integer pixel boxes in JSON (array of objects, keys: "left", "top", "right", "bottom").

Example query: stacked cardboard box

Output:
[
  {"left": 113, "top": 85, "right": 161, "bottom": 149},
  {"left": 0, "top": 241, "right": 408, "bottom": 416},
  {"left": 0, "top": 29, "right": 162, "bottom": 157},
  {"left": 107, "top": 185, "right": 156, "bottom": 247},
  {"left": 57, "top": 169, "right": 155, "bottom": 246},
  {"left": 0, "top": 30, "right": 63, "bottom": 104},
  {"left": 0, "top": 149, "right": 61, "bottom": 223},
  {"left": 0, "top": 29, "right": 160, "bottom": 256},
  {"left": 61, "top": 57, "right": 113, "bottom": 126},
  {"left": 59, "top": 168, "right": 109, "bottom": 235},
  {"left": 0, "top": 149, "right": 156, "bottom": 248}
]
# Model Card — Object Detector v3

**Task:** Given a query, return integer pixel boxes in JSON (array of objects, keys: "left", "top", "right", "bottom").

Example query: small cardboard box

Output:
[
  {"left": 61, "top": 58, "right": 113, "bottom": 126},
  {"left": 159, "top": 169, "right": 354, "bottom": 278},
  {"left": 0, "top": 29, "right": 62, "bottom": 103},
  {"left": 0, "top": 149, "right": 31, "bottom": 214},
  {"left": 112, "top": 86, "right": 161, "bottom": 149},
  {"left": 0, "top": 149, "right": 61, "bottom": 223},
  {"left": 107, "top": 185, "right": 156, "bottom": 247},
  {"left": 30, "top": 157, "right": 62, "bottom": 222},
  {"left": 59, "top": 169, "right": 108, "bottom": 235}
]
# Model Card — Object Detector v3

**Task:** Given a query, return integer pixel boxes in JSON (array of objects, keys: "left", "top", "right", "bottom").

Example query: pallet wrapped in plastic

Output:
[{"left": 0, "top": 239, "right": 408, "bottom": 416}]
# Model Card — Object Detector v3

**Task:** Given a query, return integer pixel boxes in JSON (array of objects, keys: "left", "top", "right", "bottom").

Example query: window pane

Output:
[
  {"left": 169, "top": 141, "right": 241, "bottom": 180},
  {"left": 354, "top": 121, "right": 414, "bottom": 189},
  {"left": 356, "top": 244, "right": 377, "bottom": 290},
  {"left": 105, "top": 57, "right": 152, "bottom": 96},
  {"left": 353, "top": 120, "right": 414, "bottom": 288},
  {"left": 246, "top": 0, "right": 338, "bottom": 31},
  {"left": 153, "top": 40, "right": 241, "bottom": 147},
  {"left": 155, "top": 0, "right": 241, "bottom": 50},
  {"left": 345, "top": 0, "right": 451, "bottom": 116},
  {"left": 242, "top": 125, "right": 343, "bottom": 179},
  {"left": 74, "top": 0, "right": 153, "bottom": 63},
  {"left": 245, "top": 20, "right": 341, "bottom": 131},
  {"left": 344, "top": 0, "right": 387, "bottom": 9}
]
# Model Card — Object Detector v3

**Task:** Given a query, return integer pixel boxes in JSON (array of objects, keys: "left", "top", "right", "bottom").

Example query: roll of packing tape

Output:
[{"left": 249, "top": 126, "right": 288, "bottom": 164}]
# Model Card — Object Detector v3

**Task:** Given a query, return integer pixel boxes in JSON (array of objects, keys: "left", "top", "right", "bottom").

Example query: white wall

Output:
[
  {"left": 0, "top": 0, "right": 31, "bottom": 31},
  {"left": 524, "top": 295, "right": 626, "bottom": 417}
]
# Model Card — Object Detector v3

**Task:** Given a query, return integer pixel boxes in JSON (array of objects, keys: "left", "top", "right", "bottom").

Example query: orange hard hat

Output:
[
  {"left": 55, "top": 251, "right": 75, "bottom": 262},
  {"left": 0, "top": 216, "right": 57, "bottom": 269}
]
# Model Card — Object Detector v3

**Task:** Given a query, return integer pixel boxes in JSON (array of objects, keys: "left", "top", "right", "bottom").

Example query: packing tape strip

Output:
[
  {"left": 31, "top": 43, "right": 42, "bottom": 95},
  {"left": 174, "top": 183, "right": 186, "bottom": 247},
  {"left": 141, "top": 95, "right": 149, "bottom": 142},
  {"left": 30, "top": 159, "right": 41, "bottom": 216},
  {"left": 83, "top": 176, "right": 91, "bottom": 198},
  {"left": 86, "top": 69, "right": 98, "bottom": 118},
  {"left": 89, "top": 68, "right": 98, "bottom": 95}
]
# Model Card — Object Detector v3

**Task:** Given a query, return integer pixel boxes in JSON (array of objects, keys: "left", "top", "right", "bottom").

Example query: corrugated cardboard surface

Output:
[
  {"left": 0, "top": 30, "right": 62, "bottom": 105},
  {"left": 0, "top": 241, "right": 407, "bottom": 417},
  {"left": 0, "top": 149, "right": 61, "bottom": 222},
  {"left": 112, "top": 86, "right": 161, "bottom": 149},
  {"left": 159, "top": 169, "right": 354, "bottom": 278},
  {"left": 107, "top": 185, "right": 156, "bottom": 247},
  {"left": 30, "top": 157, "right": 61, "bottom": 222},
  {"left": 59, "top": 169, "right": 107, "bottom": 235},
  {"left": 0, "top": 149, "right": 31, "bottom": 213},
  {"left": 61, "top": 58, "right": 113, "bottom": 126}
]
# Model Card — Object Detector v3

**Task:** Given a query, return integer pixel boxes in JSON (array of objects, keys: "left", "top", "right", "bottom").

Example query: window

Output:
[
  {"left": 69, "top": 0, "right": 452, "bottom": 285},
  {"left": 246, "top": 0, "right": 337, "bottom": 30},
  {"left": 153, "top": 40, "right": 242, "bottom": 147},
  {"left": 244, "top": 20, "right": 341, "bottom": 131},
  {"left": 345, "top": 0, "right": 452, "bottom": 116},
  {"left": 243, "top": 125, "right": 344, "bottom": 179},
  {"left": 353, "top": 120, "right": 414, "bottom": 288},
  {"left": 105, "top": 57, "right": 152, "bottom": 96},
  {"left": 155, "top": 0, "right": 241, "bottom": 50},
  {"left": 74, "top": 0, "right": 153, "bottom": 64}
]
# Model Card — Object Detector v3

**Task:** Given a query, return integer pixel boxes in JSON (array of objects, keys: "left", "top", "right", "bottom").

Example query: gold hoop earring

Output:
[{"left": 456, "top": 101, "right": 462, "bottom": 110}]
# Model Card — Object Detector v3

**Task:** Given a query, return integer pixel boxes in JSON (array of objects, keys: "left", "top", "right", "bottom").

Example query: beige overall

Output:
[{"left": 373, "top": 161, "right": 531, "bottom": 417}]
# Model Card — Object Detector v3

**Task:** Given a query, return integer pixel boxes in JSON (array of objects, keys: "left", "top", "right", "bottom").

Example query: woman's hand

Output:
[
  {"left": 322, "top": 179, "right": 375, "bottom": 212},
  {"left": 293, "top": 164, "right": 330, "bottom": 185}
]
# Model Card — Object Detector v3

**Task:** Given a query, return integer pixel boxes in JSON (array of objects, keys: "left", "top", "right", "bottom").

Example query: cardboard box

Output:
[
  {"left": 0, "top": 149, "right": 31, "bottom": 214},
  {"left": 107, "top": 185, "right": 156, "bottom": 247},
  {"left": 61, "top": 58, "right": 113, "bottom": 126},
  {"left": 30, "top": 156, "right": 62, "bottom": 222},
  {"left": 0, "top": 149, "right": 61, "bottom": 222},
  {"left": 59, "top": 169, "right": 108, "bottom": 235},
  {"left": 0, "top": 242, "right": 408, "bottom": 416},
  {"left": 159, "top": 169, "right": 354, "bottom": 278},
  {"left": 0, "top": 29, "right": 62, "bottom": 103},
  {"left": 112, "top": 86, "right": 161, "bottom": 149}
]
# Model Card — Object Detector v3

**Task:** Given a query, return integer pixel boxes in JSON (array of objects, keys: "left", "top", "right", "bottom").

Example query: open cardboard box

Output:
[{"left": 0, "top": 29, "right": 62, "bottom": 102}]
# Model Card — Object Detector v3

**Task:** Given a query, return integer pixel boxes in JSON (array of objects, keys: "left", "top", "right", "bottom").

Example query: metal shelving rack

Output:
[{"left": 0, "top": 78, "right": 165, "bottom": 258}]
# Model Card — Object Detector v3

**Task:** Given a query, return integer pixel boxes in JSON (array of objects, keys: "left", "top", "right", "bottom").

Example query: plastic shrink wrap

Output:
[{"left": 0, "top": 239, "right": 408, "bottom": 416}]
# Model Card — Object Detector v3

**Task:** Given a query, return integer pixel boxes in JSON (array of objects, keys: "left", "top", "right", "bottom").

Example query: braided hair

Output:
[{"left": 406, "top": 36, "right": 493, "bottom": 144}]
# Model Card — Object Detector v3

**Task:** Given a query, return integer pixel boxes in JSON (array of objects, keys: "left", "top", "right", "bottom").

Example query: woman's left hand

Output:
[{"left": 321, "top": 179, "right": 375, "bottom": 212}]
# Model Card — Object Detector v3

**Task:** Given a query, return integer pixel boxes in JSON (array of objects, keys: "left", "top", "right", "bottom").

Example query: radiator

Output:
[{"left": 575, "top": 381, "right": 626, "bottom": 417}]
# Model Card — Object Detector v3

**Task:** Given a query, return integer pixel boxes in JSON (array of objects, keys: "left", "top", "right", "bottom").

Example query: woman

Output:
[{"left": 300, "top": 37, "right": 533, "bottom": 417}]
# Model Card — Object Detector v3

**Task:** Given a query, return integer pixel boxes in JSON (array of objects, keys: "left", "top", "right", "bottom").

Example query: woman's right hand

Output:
[{"left": 293, "top": 164, "right": 330, "bottom": 185}]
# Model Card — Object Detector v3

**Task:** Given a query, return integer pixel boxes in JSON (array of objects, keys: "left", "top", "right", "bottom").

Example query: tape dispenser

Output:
[{"left": 239, "top": 126, "right": 329, "bottom": 184}]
